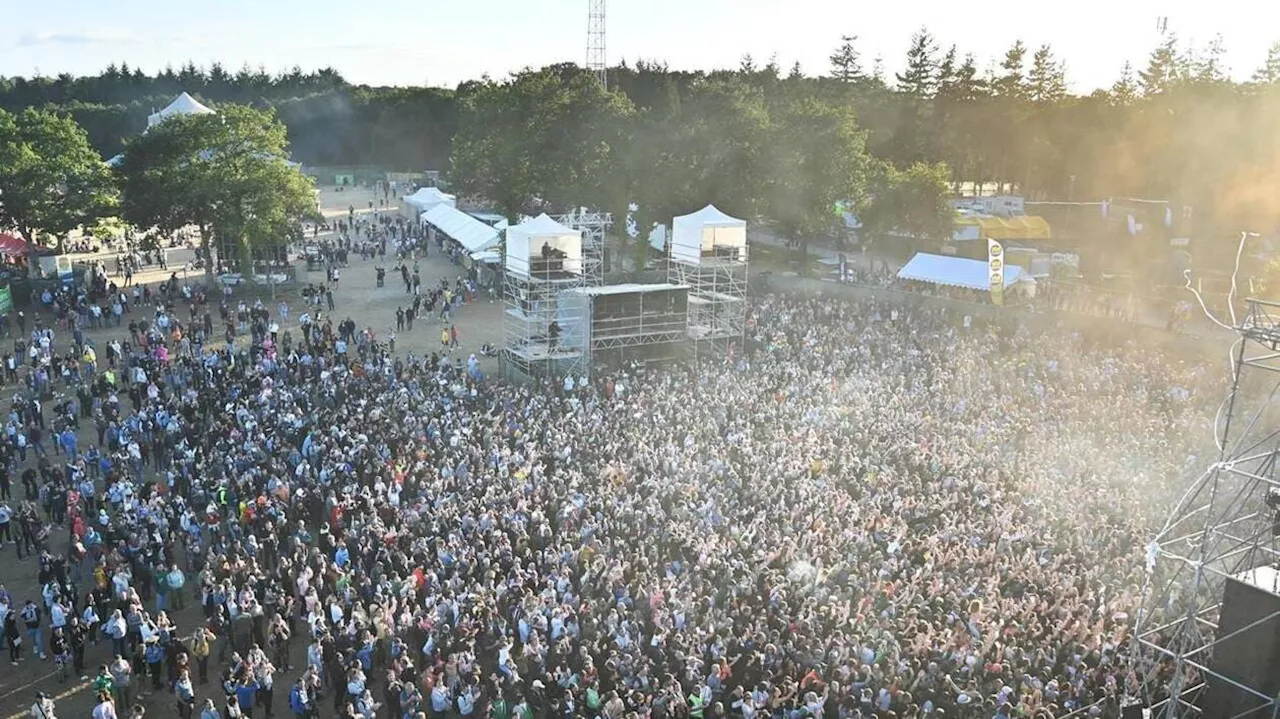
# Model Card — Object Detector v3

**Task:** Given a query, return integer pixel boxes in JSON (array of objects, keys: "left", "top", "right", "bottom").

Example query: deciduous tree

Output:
[
  {"left": 0, "top": 107, "right": 116, "bottom": 264},
  {"left": 117, "top": 104, "right": 318, "bottom": 284}
]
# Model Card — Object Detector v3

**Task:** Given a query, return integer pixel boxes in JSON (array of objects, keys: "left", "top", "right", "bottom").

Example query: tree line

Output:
[
  {"left": 0, "top": 63, "right": 457, "bottom": 171},
  {"left": 0, "top": 29, "right": 1278, "bottom": 259}
]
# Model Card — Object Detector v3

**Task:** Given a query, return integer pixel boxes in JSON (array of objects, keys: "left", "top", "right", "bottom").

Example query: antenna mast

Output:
[{"left": 587, "top": 0, "right": 608, "bottom": 89}]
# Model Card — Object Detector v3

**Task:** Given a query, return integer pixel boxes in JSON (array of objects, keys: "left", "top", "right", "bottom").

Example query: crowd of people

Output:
[{"left": 0, "top": 248, "right": 1224, "bottom": 719}]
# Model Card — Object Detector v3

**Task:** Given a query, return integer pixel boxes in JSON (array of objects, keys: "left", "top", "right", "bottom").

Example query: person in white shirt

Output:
[
  {"left": 81, "top": 605, "right": 99, "bottom": 643},
  {"left": 49, "top": 601, "right": 67, "bottom": 631},
  {"left": 29, "top": 692, "right": 56, "bottom": 719},
  {"left": 92, "top": 693, "right": 116, "bottom": 719}
]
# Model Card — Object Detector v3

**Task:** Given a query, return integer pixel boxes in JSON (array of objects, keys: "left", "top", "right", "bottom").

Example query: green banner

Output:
[{"left": 0, "top": 286, "right": 13, "bottom": 315}]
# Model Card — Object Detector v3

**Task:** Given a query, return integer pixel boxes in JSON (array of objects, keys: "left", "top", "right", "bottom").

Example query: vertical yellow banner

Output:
[{"left": 988, "top": 239, "right": 1005, "bottom": 307}]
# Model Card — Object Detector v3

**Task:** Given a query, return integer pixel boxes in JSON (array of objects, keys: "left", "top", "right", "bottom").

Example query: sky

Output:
[{"left": 1, "top": 0, "right": 1275, "bottom": 93}]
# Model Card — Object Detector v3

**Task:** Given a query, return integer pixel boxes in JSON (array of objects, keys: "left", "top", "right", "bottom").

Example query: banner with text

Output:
[{"left": 988, "top": 239, "right": 1005, "bottom": 307}]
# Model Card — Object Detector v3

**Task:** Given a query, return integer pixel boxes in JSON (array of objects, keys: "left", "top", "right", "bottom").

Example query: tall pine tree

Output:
[
  {"left": 1253, "top": 41, "right": 1280, "bottom": 85},
  {"left": 1110, "top": 62, "right": 1139, "bottom": 105},
  {"left": 829, "top": 36, "right": 866, "bottom": 83},
  {"left": 1027, "top": 45, "right": 1067, "bottom": 103},
  {"left": 993, "top": 40, "right": 1028, "bottom": 99},
  {"left": 1139, "top": 34, "right": 1187, "bottom": 95},
  {"left": 896, "top": 27, "right": 939, "bottom": 98}
]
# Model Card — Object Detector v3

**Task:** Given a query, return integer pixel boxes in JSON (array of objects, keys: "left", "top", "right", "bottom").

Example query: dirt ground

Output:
[{"left": 0, "top": 186, "right": 505, "bottom": 718}]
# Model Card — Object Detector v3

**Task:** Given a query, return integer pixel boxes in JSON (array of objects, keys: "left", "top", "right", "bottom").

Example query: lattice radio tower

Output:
[{"left": 587, "top": 0, "right": 607, "bottom": 89}]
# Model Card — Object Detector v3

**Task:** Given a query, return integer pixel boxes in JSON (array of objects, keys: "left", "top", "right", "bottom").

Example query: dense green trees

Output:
[
  {"left": 449, "top": 66, "right": 892, "bottom": 253},
  {"left": 1, "top": 29, "right": 1279, "bottom": 253},
  {"left": 0, "top": 107, "right": 116, "bottom": 258},
  {"left": 450, "top": 65, "right": 634, "bottom": 223},
  {"left": 116, "top": 104, "right": 318, "bottom": 283},
  {"left": 0, "top": 66, "right": 454, "bottom": 170},
  {"left": 860, "top": 161, "right": 954, "bottom": 253}
]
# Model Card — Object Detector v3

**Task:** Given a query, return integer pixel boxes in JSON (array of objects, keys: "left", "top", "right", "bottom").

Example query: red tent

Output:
[{"left": 0, "top": 233, "right": 28, "bottom": 257}]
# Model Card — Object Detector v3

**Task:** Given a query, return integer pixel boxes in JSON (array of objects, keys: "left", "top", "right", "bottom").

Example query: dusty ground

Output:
[{"left": 0, "top": 186, "right": 504, "bottom": 718}]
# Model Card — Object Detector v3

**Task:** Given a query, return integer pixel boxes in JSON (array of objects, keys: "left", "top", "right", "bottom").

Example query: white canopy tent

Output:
[
  {"left": 896, "top": 252, "right": 1028, "bottom": 291},
  {"left": 403, "top": 187, "right": 456, "bottom": 217},
  {"left": 670, "top": 205, "right": 747, "bottom": 264},
  {"left": 505, "top": 213, "right": 582, "bottom": 277},
  {"left": 421, "top": 205, "right": 500, "bottom": 253},
  {"left": 147, "top": 92, "right": 216, "bottom": 129}
]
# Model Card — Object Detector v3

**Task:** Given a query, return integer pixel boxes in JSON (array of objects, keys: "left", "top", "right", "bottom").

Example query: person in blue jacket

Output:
[
  {"left": 235, "top": 676, "right": 258, "bottom": 717},
  {"left": 289, "top": 677, "right": 311, "bottom": 717}
]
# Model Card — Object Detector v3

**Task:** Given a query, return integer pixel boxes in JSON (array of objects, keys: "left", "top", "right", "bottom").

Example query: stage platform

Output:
[{"left": 506, "top": 343, "right": 583, "bottom": 362}]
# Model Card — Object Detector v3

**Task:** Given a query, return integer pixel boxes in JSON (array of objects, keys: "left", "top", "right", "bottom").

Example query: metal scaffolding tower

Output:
[
  {"left": 558, "top": 284, "right": 690, "bottom": 378},
  {"left": 502, "top": 216, "right": 590, "bottom": 382},
  {"left": 552, "top": 209, "right": 610, "bottom": 286},
  {"left": 1132, "top": 298, "right": 1280, "bottom": 718},
  {"left": 586, "top": 0, "right": 607, "bottom": 89},
  {"left": 667, "top": 247, "right": 748, "bottom": 355}
]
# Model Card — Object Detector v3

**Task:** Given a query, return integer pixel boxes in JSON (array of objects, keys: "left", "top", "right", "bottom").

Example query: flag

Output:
[
  {"left": 0, "top": 286, "right": 11, "bottom": 315},
  {"left": 988, "top": 239, "right": 1005, "bottom": 307}
]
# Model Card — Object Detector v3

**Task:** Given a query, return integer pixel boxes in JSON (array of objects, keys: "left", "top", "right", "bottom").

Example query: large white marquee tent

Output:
[
  {"left": 671, "top": 205, "right": 747, "bottom": 264},
  {"left": 421, "top": 205, "right": 500, "bottom": 253},
  {"left": 147, "top": 92, "right": 216, "bottom": 129}
]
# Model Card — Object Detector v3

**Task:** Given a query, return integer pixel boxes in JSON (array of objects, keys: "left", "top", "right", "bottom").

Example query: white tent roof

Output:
[
  {"left": 147, "top": 92, "right": 216, "bottom": 128},
  {"left": 421, "top": 204, "right": 500, "bottom": 253},
  {"left": 671, "top": 204, "right": 746, "bottom": 264},
  {"left": 896, "top": 252, "right": 1026, "bottom": 291},
  {"left": 404, "top": 186, "right": 456, "bottom": 209},
  {"left": 505, "top": 213, "right": 583, "bottom": 277},
  {"left": 674, "top": 204, "right": 744, "bottom": 229},
  {"left": 512, "top": 213, "right": 578, "bottom": 238}
]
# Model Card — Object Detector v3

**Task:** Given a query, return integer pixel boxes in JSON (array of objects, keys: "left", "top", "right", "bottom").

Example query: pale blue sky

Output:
[{"left": 1, "top": 0, "right": 1274, "bottom": 92}]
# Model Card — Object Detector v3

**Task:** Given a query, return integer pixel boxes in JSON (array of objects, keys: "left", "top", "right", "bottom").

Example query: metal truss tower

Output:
[
  {"left": 667, "top": 246, "right": 748, "bottom": 357},
  {"left": 587, "top": 0, "right": 607, "bottom": 89},
  {"left": 501, "top": 217, "right": 592, "bottom": 383},
  {"left": 1132, "top": 298, "right": 1280, "bottom": 718}
]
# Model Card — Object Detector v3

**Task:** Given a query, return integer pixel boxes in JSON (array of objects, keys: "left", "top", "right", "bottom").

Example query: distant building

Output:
[{"left": 952, "top": 195, "right": 1025, "bottom": 218}]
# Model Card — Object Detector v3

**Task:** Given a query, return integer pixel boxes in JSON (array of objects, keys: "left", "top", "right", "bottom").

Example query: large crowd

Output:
[{"left": 0, "top": 253, "right": 1222, "bottom": 719}]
